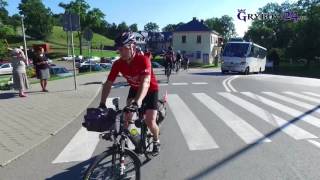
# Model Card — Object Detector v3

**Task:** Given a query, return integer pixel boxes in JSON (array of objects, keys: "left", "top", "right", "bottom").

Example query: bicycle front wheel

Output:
[{"left": 83, "top": 148, "right": 141, "bottom": 180}]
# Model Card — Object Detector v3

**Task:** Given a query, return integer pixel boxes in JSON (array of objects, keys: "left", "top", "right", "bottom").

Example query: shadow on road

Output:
[
  {"left": 187, "top": 105, "right": 320, "bottom": 180},
  {"left": 0, "top": 92, "right": 16, "bottom": 99},
  {"left": 81, "top": 82, "right": 103, "bottom": 86},
  {"left": 46, "top": 156, "right": 96, "bottom": 180}
]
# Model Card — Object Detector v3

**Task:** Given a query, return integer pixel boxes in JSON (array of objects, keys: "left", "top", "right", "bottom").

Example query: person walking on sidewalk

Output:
[
  {"left": 33, "top": 47, "right": 50, "bottom": 92},
  {"left": 11, "top": 48, "right": 29, "bottom": 97}
]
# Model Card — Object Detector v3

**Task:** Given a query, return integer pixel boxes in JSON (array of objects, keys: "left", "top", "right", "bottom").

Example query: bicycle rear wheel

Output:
[{"left": 83, "top": 148, "right": 141, "bottom": 180}]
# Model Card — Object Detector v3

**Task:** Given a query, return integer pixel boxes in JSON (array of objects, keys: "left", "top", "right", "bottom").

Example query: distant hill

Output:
[{"left": 8, "top": 26, "right": 114, "bottom": 49}]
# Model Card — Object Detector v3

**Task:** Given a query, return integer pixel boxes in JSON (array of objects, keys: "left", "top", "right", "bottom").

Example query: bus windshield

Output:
[{"left": 222, "top": 43, "right": 250, "bottom": 57}]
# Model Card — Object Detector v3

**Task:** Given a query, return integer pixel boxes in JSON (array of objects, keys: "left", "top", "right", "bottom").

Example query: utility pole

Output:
[{"left": 21, "top": 15, "right": 29, "bottom": 65}]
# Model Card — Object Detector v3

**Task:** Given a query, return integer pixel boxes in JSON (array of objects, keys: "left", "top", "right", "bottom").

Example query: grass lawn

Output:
[{"left": 266, "top": 62, "right": 320, "bottom": 78}]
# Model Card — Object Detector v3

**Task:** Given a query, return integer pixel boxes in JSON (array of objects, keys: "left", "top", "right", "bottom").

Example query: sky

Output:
[{"left": 6, "top": 0, "right": 294, "bottom": 37}]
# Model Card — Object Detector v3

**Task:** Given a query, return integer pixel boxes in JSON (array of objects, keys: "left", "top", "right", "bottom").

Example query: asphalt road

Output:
[{"left": 1, "top": 68, "right": 320, "bottom": 180}]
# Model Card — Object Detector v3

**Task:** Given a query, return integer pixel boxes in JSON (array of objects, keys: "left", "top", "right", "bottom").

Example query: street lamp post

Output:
[{"left": 21, "top": 15, "right": 29, "bottom": 65}]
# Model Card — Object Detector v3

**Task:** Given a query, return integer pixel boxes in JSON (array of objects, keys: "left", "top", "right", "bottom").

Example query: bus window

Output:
[{"left": 222, "top": 43, "right": 249, "bottom": 57}]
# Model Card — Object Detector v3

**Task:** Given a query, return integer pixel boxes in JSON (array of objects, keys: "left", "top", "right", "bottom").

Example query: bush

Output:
[{"left": 26, "top": 66, "right": 36, "bottom": 78}]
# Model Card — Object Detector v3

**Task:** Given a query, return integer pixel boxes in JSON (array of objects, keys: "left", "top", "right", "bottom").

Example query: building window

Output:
[
  {"left": 182, "top": 35, "right": 186, "bottom": 43},
  {"left": 197, "top": 35, "right": 201, "bottom": 44},
  {"left": 196, "top": 51, "right": 201, "bottom": 59}
]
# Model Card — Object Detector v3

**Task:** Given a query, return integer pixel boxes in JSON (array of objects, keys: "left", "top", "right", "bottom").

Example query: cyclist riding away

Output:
[
  {"left": 176, "top": 50, "right": 182, "bottom": 72},
  {"left": 99, "top": 32, "right": 161, "bottom": 154},
  {"left": 164, "top": 46, "right": 174, "bottom": 75}
]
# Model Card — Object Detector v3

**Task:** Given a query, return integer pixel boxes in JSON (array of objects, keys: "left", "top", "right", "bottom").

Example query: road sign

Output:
[
  {"left": 63, "top": 13, "right": 80, "bottom": 32},
  {"left": 83, "top": 28, "right": 93, "bottom": 41}
]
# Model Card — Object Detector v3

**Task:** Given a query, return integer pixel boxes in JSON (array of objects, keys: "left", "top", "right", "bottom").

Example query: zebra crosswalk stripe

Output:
[
  {"left": 167, "top": 94, "right": 219, "bottom": 150},
  {"left": 262, "top": 92, "right": 320, "bottom": 115},
  {"left": 242, "top": 92, "right": 320, "bottom": 128},
  {"left": 219, "top": 92, "right": 318, "bottom": 140},
  {"left": 193, "top": 93, "right": 271, "bottom": 144},
  {"left": 284, "top": 92, "right": 320, "bottom": 104}
]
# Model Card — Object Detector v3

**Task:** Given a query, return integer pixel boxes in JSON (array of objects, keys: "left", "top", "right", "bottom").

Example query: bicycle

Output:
[
  {"left": 165, "top": 63, "right": 172, "bottom": 83},
  {"left": 83, "top": 97, "right": 167, "bottom": 180}
]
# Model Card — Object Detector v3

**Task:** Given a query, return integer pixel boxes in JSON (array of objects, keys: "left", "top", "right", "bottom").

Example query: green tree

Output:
[
  {"left": 129, "top": 23, "right": 138, "bottom": 32},
  {"left": 59, "top": 0, "right": 105, "bottom": 55},
  {"left": 0, "top": 0, "right": 8, "bottom": 24},
  {"left": 117, "top": 22, "right": 129, "bottom": 34},
  {"left": 205, "top": 15, "right": 236, "bottom": 41},
  {"left": 162, "top": 22, "right": 184, "bottom": 32},
  {"left": 8, "top": 14, "right": 21, "bottom": 33},
  {"left": 18, "top": 0, "right": 53, "bottom": 39},
  {"left": 144, "top": 22, "right": 159, "bottom": 32}
]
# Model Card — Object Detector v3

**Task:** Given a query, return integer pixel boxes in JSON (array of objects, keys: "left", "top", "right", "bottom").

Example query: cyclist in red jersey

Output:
[{"left": 99, "top": 32, "right": 161, "bottom": 153}]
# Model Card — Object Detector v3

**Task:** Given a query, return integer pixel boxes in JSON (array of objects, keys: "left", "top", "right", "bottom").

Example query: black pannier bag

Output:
[{"left": 82, "top": 108, "right": 117, "bottom": 132}]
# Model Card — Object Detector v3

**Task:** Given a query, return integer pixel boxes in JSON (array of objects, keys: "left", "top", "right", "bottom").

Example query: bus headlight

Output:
[{"left": 240, "top": 61, "right": 246, "bottom": 65}]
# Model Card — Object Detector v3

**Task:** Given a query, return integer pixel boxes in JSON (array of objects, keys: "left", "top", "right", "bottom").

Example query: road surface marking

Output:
[
  {"left": 308, "top": 140, "right": 320, "bottom": 149},
  {"left": 172, "top": 83, "right": 188, "bottom": 85},
  {"left": 303, "top": 92, "right": 320, "bottom": 98},
  {"left": 192, "top": 82, "right": 208, "bottom": 85},
  {"left": 262, "top": 92, "right": 320, "bottom": 115},
  {"left": 52, "top": 127, "right": 100, "bottom": 163},
  {"left": 193, "top": 93, "right": 271, "bottom": 144},
  {"left": 167, "top": 94, "right": 219, "bottom": 150},
  {"left": 52, "top": 98, "right": 118, "bottom": 163},
  {"left": 220, "top": 92, "right": 317, "bottom": 140},
  {"left": 228, "top": 75, "right": 238, "bottom": 92},
  {"left": 242, "top": 92, "right": 320, "bottom": 128},
  {"left": 222, "top": 76, "right": 232, "bottom": 92},
  {"left": 284, "top": 92, "right": 320, "bottom": 104}
]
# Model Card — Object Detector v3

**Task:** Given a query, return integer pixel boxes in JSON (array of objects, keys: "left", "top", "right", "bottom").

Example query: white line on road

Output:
[
  {"left": 284, "top": 92, "right": 320, "bottom": 104},
  {"left": 219, "top": 92, "right": 317, "bottom": 140},
  {"left": 308, "top": 140, "right": 320, "bottom": 149},
  {"left": 242, "top": 92, "right": 320, "bottom": 128},
  {"left": 193, "top": 93, "right": 271, "bottom": 144},
  {"left": 303, "top": 92, "right": 320, "bottom": 98},
  {"left": 172, "top": 83, "right": 188, "bottom": 85},
  {"left": 262, "top": 92, "right": 320, "bottom": 115},
  {"left": 52, "top": 127, "right": 100, "bottom": 163},
  {"left": 227, "top": 75, "right": 239, "bottom": 92},
  {"left": 192, "top": 82, "right": 208, "bottom": 85},
  {"left": 167, "top": 94, "right": 219, "bottom": 150},
  {"left": 52, "top": 98, "right": 118, "bottom": 164},
  {"left": 222, "top": 76, "right": 232, "bottom": 92},
  {"left": 159, "top": 83, "right": 169, "bottom": 86}
]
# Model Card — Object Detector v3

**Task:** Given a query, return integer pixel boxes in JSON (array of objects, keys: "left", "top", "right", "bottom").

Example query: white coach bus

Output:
[{"left": 221, "top": 41, "right": 267, "bottom": 75}]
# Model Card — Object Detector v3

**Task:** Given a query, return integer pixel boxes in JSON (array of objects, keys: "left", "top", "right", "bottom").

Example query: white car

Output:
[
  {"left": 61, "top": 55, "right": 75, "bottom": 61},
  {"left": 86, "top": 56, "right": 101, "bottom": 62},
  {"left": 0, "top": 63, "right": 13, "bottom": 75},
  {"left": 76, "top": 60, "right": 97, "bottom": 68}
]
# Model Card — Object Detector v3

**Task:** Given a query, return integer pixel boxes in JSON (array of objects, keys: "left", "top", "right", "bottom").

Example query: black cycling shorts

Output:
[{"left": 127, "top": 87, "right": 158, "bottom": 110}]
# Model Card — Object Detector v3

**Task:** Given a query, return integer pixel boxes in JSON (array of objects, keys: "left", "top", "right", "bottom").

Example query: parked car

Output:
[
  {"left": 49, "top": 66, "right": 73, "bottom": 77},
  {"left": 76, "top": 60, "right": 97, "bottom": 68},
  {"left": 0, "top": 63, "right": 13, "bottom": 75},
  {"left": 152, "top": 62, "right": 164, "bottom": 69},
  {"left": 85, "top": 56, "right": 101, "bottom": 62},
  {"left": 99, "top": 63, "right": 112, "bottom": 69},
  {"left": 61, "top": 55, "right": 74, "bottom": 61},
  {"left": 78, "top": 64, "right": 102, "bottom": 73}
]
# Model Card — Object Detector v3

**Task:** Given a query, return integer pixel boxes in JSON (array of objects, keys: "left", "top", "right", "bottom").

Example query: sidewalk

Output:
[{"left": 0, "top": 72, "right": 108, "bottom": 166}]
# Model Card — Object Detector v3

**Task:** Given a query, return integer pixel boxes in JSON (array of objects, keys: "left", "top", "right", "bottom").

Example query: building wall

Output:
[{"left": 173, "top": 31, "right": 219, "bottom": 64}]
